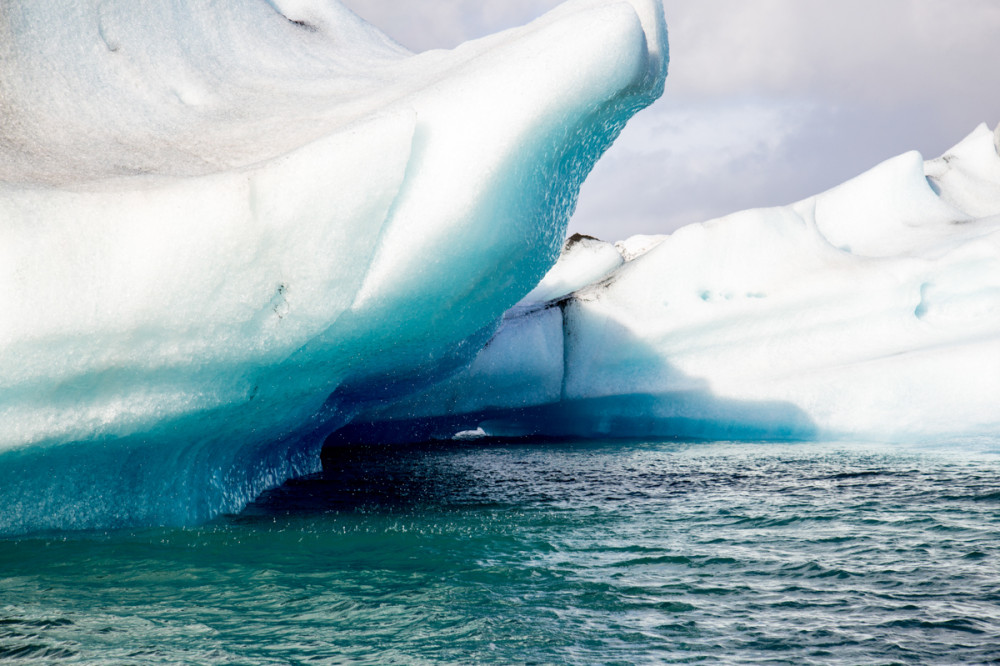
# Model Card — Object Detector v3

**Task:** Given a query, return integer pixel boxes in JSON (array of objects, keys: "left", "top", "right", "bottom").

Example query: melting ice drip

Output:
[{"left": 0, "top": 0, "right": 667, "bottom": 533}]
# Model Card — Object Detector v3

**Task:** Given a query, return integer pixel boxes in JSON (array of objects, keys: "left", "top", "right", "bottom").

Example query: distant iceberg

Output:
[
  {"left": 0, "top": 0, "right": 667, "bottom": 533},
  {"left": 344, "top": 123, "right": 1000, "bottom": 444}
]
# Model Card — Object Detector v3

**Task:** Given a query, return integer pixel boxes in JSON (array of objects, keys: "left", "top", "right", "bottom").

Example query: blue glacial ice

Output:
[
  {"left": 5, "top": 1, "right": 1000, "bottom": 538},
  {"left": 0, "top": 0, "right": 667, "bottom": 533},
  {"left": 344, "top": 123, "right": 1000, "bottom": 445}
]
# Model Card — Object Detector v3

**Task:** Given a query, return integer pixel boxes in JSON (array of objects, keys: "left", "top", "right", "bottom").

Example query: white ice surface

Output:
[
  {"left": 614, "top": 233, "right": 669, "bottom": 261},
  {"left": 354, "top": 124, "right": 1000, "bottom": 443},
  {"left": 0, "top": 0, "right": 667, "bottom": 533},
  {"left": 518, "top": 234, "right": 624, "bottom": 306}
]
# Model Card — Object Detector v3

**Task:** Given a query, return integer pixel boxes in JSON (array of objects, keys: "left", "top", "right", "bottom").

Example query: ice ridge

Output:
[{"left": 0, "top": 0, "right": 668, "bottom": 534}]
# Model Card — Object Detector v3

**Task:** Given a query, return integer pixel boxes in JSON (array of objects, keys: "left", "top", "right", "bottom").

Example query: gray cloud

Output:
[{"left": 340, "top": 0, "right": 1000, "bottom": 239}]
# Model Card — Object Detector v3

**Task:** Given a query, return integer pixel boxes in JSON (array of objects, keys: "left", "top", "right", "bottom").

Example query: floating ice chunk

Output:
[
  {"left": 347, "top": 125, "right": 1000, "bottom": 444},
  {"left": 452, "top": 427, "right": 489, "bottom": 441},
  {"left": 0, "top": 0, "right": 667, "bottom": 533}
]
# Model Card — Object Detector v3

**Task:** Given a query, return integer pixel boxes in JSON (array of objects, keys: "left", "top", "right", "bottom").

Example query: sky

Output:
[{"left": 339, "top": 0, "right": 1000, "bottom": 240}]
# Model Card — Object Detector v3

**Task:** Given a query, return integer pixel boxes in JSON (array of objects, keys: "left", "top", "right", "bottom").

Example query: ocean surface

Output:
[{"left": 2, "top": 439, "right": 999, "bottom": 665}]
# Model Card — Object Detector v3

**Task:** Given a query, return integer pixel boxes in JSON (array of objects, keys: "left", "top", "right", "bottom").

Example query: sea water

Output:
[{"left": 1, "top": 439, "right": 999, "bottom": 664}]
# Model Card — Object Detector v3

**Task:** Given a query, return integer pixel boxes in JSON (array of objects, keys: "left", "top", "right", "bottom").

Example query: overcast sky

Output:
[{"left": 340, "top": 0, "right": 1000, "bottom": 240}]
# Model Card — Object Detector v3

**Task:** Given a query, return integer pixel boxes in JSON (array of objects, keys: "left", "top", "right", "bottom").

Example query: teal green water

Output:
[{"left": 2, "top": 440, "right": 999, "bottom": 664}]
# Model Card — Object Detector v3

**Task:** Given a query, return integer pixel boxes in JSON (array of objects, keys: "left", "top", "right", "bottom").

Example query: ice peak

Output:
[{"left": 0, "top": 0, "right": 668, "bottom": 534}]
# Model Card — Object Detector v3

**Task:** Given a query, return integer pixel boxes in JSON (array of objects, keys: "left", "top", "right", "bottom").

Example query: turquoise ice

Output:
[{"left": 0, "top": 0, "right": 667, "bottom": 533}]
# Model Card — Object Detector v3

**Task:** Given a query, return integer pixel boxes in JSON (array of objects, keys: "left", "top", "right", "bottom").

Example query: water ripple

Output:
[{"left": 1, "top": 440, "right": 999, "bottom": 664}]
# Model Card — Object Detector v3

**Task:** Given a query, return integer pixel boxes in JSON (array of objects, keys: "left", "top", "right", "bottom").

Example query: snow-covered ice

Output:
[
  {"left": 0, "top": 0, "right": 667, "bottom": 533},
  {"left": 5, "top": 0, "right": 999, "bottom": 537},
  {"left": 346, "top": 123, "right": 1000, "bottom": 444}
]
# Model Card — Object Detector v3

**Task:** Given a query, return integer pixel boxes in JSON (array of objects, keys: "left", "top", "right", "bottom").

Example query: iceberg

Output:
[
  {"left": 343, "top": 123, "right": 1000, "bottom": 444},
  {"left": 0, "top": 0, "right": 667, "bottom": 533}
]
